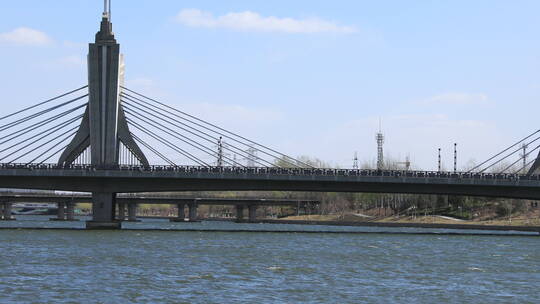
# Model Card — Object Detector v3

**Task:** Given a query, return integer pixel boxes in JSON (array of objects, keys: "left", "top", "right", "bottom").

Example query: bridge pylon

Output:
[
  {"left": 527, "top": 155, "right": 540, "bottom": 175},
  {"left": 58, "top": 13, "right": 148, "bottom": 227}
]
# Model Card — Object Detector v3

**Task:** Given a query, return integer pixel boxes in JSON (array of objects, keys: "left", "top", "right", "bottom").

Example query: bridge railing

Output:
[{"left": 0, "top": 163, "right": 538, "bottom": 181}]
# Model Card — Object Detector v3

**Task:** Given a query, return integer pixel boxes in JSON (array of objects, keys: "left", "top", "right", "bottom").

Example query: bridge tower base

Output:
[{"left": 86, "top": 192, "right": 121, "bottom": 229}]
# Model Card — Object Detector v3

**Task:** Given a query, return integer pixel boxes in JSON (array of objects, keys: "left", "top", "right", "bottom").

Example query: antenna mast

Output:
[{"left": 103, "top": 0, "right": 111, "bottom": 19}]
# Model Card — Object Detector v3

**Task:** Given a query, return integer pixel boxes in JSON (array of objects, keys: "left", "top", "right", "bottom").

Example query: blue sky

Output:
[{"left": 1, "top": 0, "right": 539, "bottom": 169}]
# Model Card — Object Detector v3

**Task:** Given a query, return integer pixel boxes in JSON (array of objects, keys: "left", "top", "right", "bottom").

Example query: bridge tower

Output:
[{"left": 58, "top": 3, "right": 148, "bottom": 228}]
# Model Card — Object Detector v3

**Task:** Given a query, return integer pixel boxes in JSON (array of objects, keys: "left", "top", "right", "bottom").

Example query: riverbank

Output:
[
  {"left": 244, "top": 218, "right": 540, "bottom": 234},
  {"left": 281, "top": 209, "right": 540, "bottom": 227}
]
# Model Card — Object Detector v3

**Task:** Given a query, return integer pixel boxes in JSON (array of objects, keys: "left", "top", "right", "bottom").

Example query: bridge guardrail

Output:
[{"left": 0, "top": 163, "right": 537, "bottom": 181}]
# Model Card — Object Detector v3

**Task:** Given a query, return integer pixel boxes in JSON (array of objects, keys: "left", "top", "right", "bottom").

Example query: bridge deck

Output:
[
  {"left": 0, "top": 165, "right": 540, "bottom": 199},
  {"left": 0, "top": 195, "right": 316, "bottom": 206}
]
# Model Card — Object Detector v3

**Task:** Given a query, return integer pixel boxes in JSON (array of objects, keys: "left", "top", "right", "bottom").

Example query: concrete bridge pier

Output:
[
  {"left": 248, "top": 205, "right": 257, "bottom": 222},
  {"left": 235, "top": 205, "right": 245, "bottom": 222},
  {"left": 50, "top": 202, "right": 66, "bottom": 221},
  {"left": 117, "top": 203, "right": 126, "bottom": 221},
  {"left": 188, "top": 203, "right": 199, "bottom": 222},
  {"left": 170, "top": 203, "right": 186, "bottom": 222},
  {"left": 66, "top": 202, "right": 77, "bottom": 221},
  {"left": 1, "top": 202, "right": 14, "bottom": 220},
  {"left": 86, "top": 192, "right": 121, "bottom": 229},
  {"left": 127, "top": 203, "right": 140, "bottom": 222},
  {"left": 51, "top": 202, "right": 77, "bottom": 221}
]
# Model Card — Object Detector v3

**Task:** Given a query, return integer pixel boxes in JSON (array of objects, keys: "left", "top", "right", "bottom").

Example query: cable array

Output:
[
  {"left": 0, "top": 86, "right": 88, "bottom": 165},
  {"left": 120, "top": 87, "right": 313, "bottom": 168},
  {"left": 468, "top": 129, "right": 540, "bottom": 174}
]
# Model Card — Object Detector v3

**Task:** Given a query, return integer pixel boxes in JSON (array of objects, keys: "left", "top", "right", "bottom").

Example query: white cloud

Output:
[
  {"left": 419, "top": 92, "right": 489, "bottom": 106},
  {"left": 0, "top": 27, "right": 53, "bottom": 46},
  {"left": 176, "top": 9, "right": 357, "bottom": 34}
]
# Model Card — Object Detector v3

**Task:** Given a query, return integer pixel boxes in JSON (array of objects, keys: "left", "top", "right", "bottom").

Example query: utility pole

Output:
[
  {"left": 454, "top": 143, "right": 457, "bottom": 173},
  {"left": 438, "top": 148, "right": 441, "bottom": 172},
  {"left": 217, "top": 136, "right": 223, "bottom": 167}
]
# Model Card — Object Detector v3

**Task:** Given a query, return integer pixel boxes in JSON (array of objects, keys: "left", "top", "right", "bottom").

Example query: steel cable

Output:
[
  {"left": 126, "top": 118, "right": 209, "bottom": 167},
  {"left": 498, "top": 143, "right": 540, "bottom": 174},
  {"left": 122, "top": 96, "right": 275, "bottom": 167},
  {"left": 120, "top": 88, "right": 312, "bottom": 168},
  {"left": 479, "top": 135, "right": 540, "bottom": 173},
  {"left": 468, "top": 129, "right": 540, "bottom": 172},
  {"left": 123, "top": 104, "right": 247, "bottom": 167},
  {"left": 0, "top": 103, "right": 87, "bottom": 146},
  {"left": 0, "top": 86, "right": 87, "bottom": 122},
  {"left": 0, "top": 114, "right": 83, "bottom": 155},
  {"left": 131, "top": 133, "right": 176, "bottom": 166},
  {"left": 14, "top": 128, "right": 78, "bottom": 164},
  {"left": 35, "top": 130, "right": 79, "bottom": 165},
  {"left": 0, "top": 94, "right": 88, "bottom": 132},
  {"left": 122, "top": 91, "right": 302, "bottom": 168}
]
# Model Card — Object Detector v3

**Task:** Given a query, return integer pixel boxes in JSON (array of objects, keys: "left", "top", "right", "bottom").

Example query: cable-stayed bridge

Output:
[{"left": 2, "top": 7, "right": 540, "bottom": 228}]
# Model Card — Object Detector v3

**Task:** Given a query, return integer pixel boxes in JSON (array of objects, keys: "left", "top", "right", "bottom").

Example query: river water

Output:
[{"left": 0, "top": 217, "right": 539, "bottom": 303}]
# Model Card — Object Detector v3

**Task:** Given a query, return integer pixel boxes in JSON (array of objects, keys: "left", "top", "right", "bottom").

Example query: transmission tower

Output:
[
  {"left": 353, "top": 152, "right": 359, "bottom": 169},
  {"left": 375, "top": 120, "right": 384, "bottom": 170}
]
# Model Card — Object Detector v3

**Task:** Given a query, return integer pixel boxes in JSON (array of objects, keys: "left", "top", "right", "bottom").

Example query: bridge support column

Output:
[
  {"left": 188, "top": 203, "right": 199, "bottom": 222},
  {"left": 235, "top": 205, "right": 244, "bottom": 222},
  {"left": 117, "top": 203, "right": 126, "bottom": 221},
  {"left": 50, "top": 202, "right": 66, "bottom": 221},
  {"left": 86, "top": 192, "right": 121, "bottom": 229},
  {"left": 1, "top": 203, "right": 14, "bottom": 221},
  {"left": 127, "top": 203, "right": 140, "bottom": 222},
  {"left": 66, "top": 202, "right": 77, "bottom": 221},
  {"left": 248, "top": 205, "right": 257, "bottom": 222},
  {"left": 170, "top": 203, "right": 186, "bottom": 222}
]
